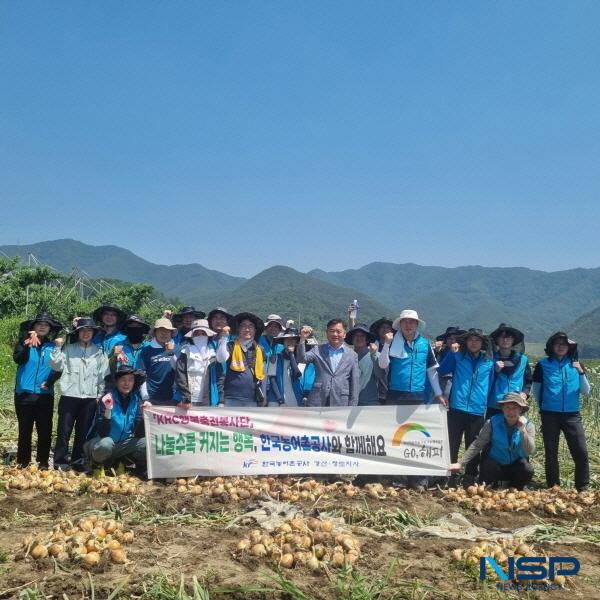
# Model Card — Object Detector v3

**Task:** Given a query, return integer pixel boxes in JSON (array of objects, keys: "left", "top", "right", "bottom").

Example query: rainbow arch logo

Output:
[{"left": 392, "top": 422, "right": 431, "bottom": 446}]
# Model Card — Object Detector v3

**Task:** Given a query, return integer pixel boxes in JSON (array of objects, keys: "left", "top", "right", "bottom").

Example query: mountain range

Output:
[{"left": 2, "top": 239, "right": 599, "bottom": 352}]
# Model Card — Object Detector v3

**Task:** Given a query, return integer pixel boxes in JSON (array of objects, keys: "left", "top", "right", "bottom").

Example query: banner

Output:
[{"left": 144, "top": 405, "right": 450, "bottom": 479}]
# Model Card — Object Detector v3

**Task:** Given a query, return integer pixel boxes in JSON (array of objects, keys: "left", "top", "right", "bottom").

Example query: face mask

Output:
[
  {"left": 193, "top": 336, "right": 208, "bottom": 349},
  {"left": 126, "top": 328, "right": 145, "bottom": 344}
]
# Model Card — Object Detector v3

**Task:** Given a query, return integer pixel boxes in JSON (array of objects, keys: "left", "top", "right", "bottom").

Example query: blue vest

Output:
[
  {"left": 488, "top": 414, "right": 528, "bottom": 465},
  {"left": 274, "top": 354, "right": 304, "bottom": 405},
  {"left": 388, "top": 335, "right": 430, "bottom": 393},
  {"left": 93, "top": 331, "right": 127, "bottom": 355},
  {"left": 15, "top": 342, "right": 56, "bottom": 395},
  {"left": 301, "top": 363, "right": 316, "bottom": 394},
  {"left": 449, "top": 352, "right": 494, "bottom": 416},
  {"left": 538, "top": 357, "right": 581, "bottom": 413},
  {"left": 488, "top": 352, "right": 529, "bottom": 409},
  {"left": 106, "top": 389, "right": 140, "bottom": 442},
  {"left": 117, "top": 340, "right": 150, "bottom": 367}
]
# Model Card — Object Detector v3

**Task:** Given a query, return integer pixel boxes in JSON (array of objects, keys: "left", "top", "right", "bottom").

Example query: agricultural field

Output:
[{"left": 0, "top": 361, "right": 598, "bottom": 599}]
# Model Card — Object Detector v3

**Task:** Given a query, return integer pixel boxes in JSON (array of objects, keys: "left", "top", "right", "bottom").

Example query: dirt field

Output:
[{"left": 0, "top": 476, "right": 598, "bottom": 600}]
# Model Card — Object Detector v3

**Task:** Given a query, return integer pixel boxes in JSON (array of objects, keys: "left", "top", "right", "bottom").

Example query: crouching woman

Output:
[
  {"left": 84, "top": 366, "right": 147, "bottom": 472},
  {"left": 448, "top": 392, "right": 535, "bottom": 490}
]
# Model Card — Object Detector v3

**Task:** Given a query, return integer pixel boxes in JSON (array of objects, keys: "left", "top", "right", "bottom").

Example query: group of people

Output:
[{"left": 12, "top": 302, "right": 592, "bottom": 492}]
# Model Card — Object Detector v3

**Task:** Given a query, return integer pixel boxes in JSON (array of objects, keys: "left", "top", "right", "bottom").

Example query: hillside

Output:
[
  {"left": 0, "top": 239, "right": 244, "bottom": 303},
  {"left": 567, "top": 305, "right": 600, "bottom": 358},
  {"left": 199, "top": 266, "right": 395, "bottom": 334},
  {"left": 309, "top": 262, "right": 600, "bottom": 339}
]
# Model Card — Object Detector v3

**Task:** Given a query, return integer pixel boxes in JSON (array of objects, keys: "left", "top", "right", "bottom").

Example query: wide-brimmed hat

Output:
[
  {"left": 459, "top": 328, "right": 490, "bottom": 349},
  {"left": 20, "top": 312, "right": 63, "bottom": 335},
  {"left": 67, "top": 317, "right": 102, "bottom": 341},
  {"left": 345, "top": 324, "right": 376, "bottom": 345},
  {"left": 392, "top": 309, "right": 425, "bottom": 331},
  {"left": 184, "top": 319, "right": 217, "bottom": 338},
  {"left": 173, "top": 306, "right": 206, "bottom": 326},
  {"left": 490, "top": 323, "right": 524, "bottom": 346},
  {"left": 122, "top": 315, "right": 150, "bottom": 334},
  {"left": 274, "top": 327, "right": 300, "bottom": 342},
  {"left": 113, "top": 365, "right": 146, "bottom": 388},
  {"left": 207, "top": 307, "right": 234, "bottom": 325},
  {"left": 369, "top": 318, "right": 393, "bottom": 337},
  {"left": 545, "top": 331, "right": 578, "bottom": 358},
  {"left": 497, "top": 392, "right": 529, "bottom": 413},
  {"left": 150, "top": 318, "right": 177, "bottom": 337},
  {"left": 435, "top": 326, "right": 467, "bottom": 342},
  {"left": 92, "top": 303, "right": 126, "bottom": 325},
  {"left": 264, "top": 314, "right": 284, "bottom": 330},
  {"left": 233, "top": 312, "right": 264, "bottom": 339}
]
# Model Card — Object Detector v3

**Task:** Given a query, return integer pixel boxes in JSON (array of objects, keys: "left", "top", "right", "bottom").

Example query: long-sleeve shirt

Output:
[
  {"left": 50, "top": 343, "right": 108, "bottom": 398},
  {"left": 460, "top": 418, "right": 536, "bottom": 466}
]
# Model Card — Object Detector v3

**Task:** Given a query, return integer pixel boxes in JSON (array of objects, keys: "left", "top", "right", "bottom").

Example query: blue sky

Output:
[{"left": 1, "top": 2, "right": 599, "bottom": 277}]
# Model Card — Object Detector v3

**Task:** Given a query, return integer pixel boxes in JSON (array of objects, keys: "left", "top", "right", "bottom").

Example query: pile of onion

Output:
[
  {"left": 17, "top": 513, "right": 135, "bottom": 568},
  {"left": 234, "top": 515, "right": 361, "bottom": 571}
]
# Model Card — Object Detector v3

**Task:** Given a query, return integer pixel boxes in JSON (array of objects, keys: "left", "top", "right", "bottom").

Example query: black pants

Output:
[
  {"left": 54, "top": 396, "right": 97, "bottom": 467},
  {"left": 480, "top": 456, "right": 534, "bottom": 490},
  {"left": 541, "top": 411, "right": 589, "bottom": 491},
  {"left": 448, "top": 408, "right": 485, "bottom": 477},
  {"left": 14, "top": 393, "right": 54, "bottom": 468}
]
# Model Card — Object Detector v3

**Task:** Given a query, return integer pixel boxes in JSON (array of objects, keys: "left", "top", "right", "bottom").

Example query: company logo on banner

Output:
[
  {"left": 392, "top": 422, "right": 431, "bottom": 445},
  {"left": 144, "top": 405, "right": 450, "bottom": 479}
]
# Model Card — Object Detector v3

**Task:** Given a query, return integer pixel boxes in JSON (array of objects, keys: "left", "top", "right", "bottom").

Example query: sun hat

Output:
[
  {"left": 173, "top": 306, "right": 206, "bottom": 325},
  {"left": 498, "top": 392, "right": 529, "bottom": 412},
  {"left": 392, "top": 309, "right": 425, "bottom": 331},
  {"left": 92, "top": 303, "right": 126, "bottom": 324},
  {"left": 490, "top": 323, "right": 525, "bottom": 346},
  {"left": 184, "top": 319, "right": 217, "bottom": 338},
  {"left": 345, "top": 324, "right": 376, "bottom": 345},
  {"left": 150, "top": 318, "right": 177, "bottom": 337}
]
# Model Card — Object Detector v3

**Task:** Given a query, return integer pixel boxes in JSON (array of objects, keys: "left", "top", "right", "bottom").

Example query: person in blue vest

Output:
[
  {"left": 438, "top": 328, "right": 495, "bottom": 486},
  {"left": 92, "top": 303, "right": 127, "bottom": 354},
  {"left": 434, "top": 327, "right": 466, "bottom": 396},
  {"left": 346, "top": 324, "right": 380, "bottom": 406},
  {"left": 267, "top": 326, "right": 305, "bottom": 406},
  {"left": 487, "top": 324, "right": 531, "bottom": 419},
  {"left": 448, "top": 392, "right": 535, "bottom": 490},
  {"left": 175, "top": 319, "right": 221, "bottom": 407},
  {"left": 135, "top": 318, "right": 178, "bottom": 407},
  {"left": 110, "top": 315, "right": 150, "bottom": 376},
  {"left": 170, "top": 306, "right": 206, "bottom": 346},
  {"left": 300, "top": 331, "right": 318, "bottom": 404},
  {"left": 377, "top": 309, "right": 445, "bottom": 405},
  {"left": 13, "top": 312, "right": 63, "bottom": 469},
  {"left": 532, "top": 332, "right": 591, "bottom": 491},
  {"left": 84, "top": 365, "right": 146, "bottom": 475}
]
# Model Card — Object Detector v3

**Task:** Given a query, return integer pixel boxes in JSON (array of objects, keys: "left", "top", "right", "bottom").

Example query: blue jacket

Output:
[
  {"left": 93, "top": 330, "right": 127, "bottom": 355},
  {"left": 14, "top": 341, "right": 56, "bottom": 395},
  {"left": 488, "top": 414, "right": 528, "bottom": 465},
  {"left": 439, "top": 351, "right": 494, "bottom": 416},
  {"left": 114, "top": 340, "right": 150, "bottom": 368},
  {"left": 388, "top": 335, "right": 431, "bottom": 393},
  {"left": 488, "top": 352, "right": 530, "bottom": 409},
  {"left": 301, "top": 363, "right": 316, "bottom": 394},
  {"left": 89, "top": 388, "right": 143, "bottom": 442},
  {"left": 536, "top": 357, "right": 581, "bottom": 413}
]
